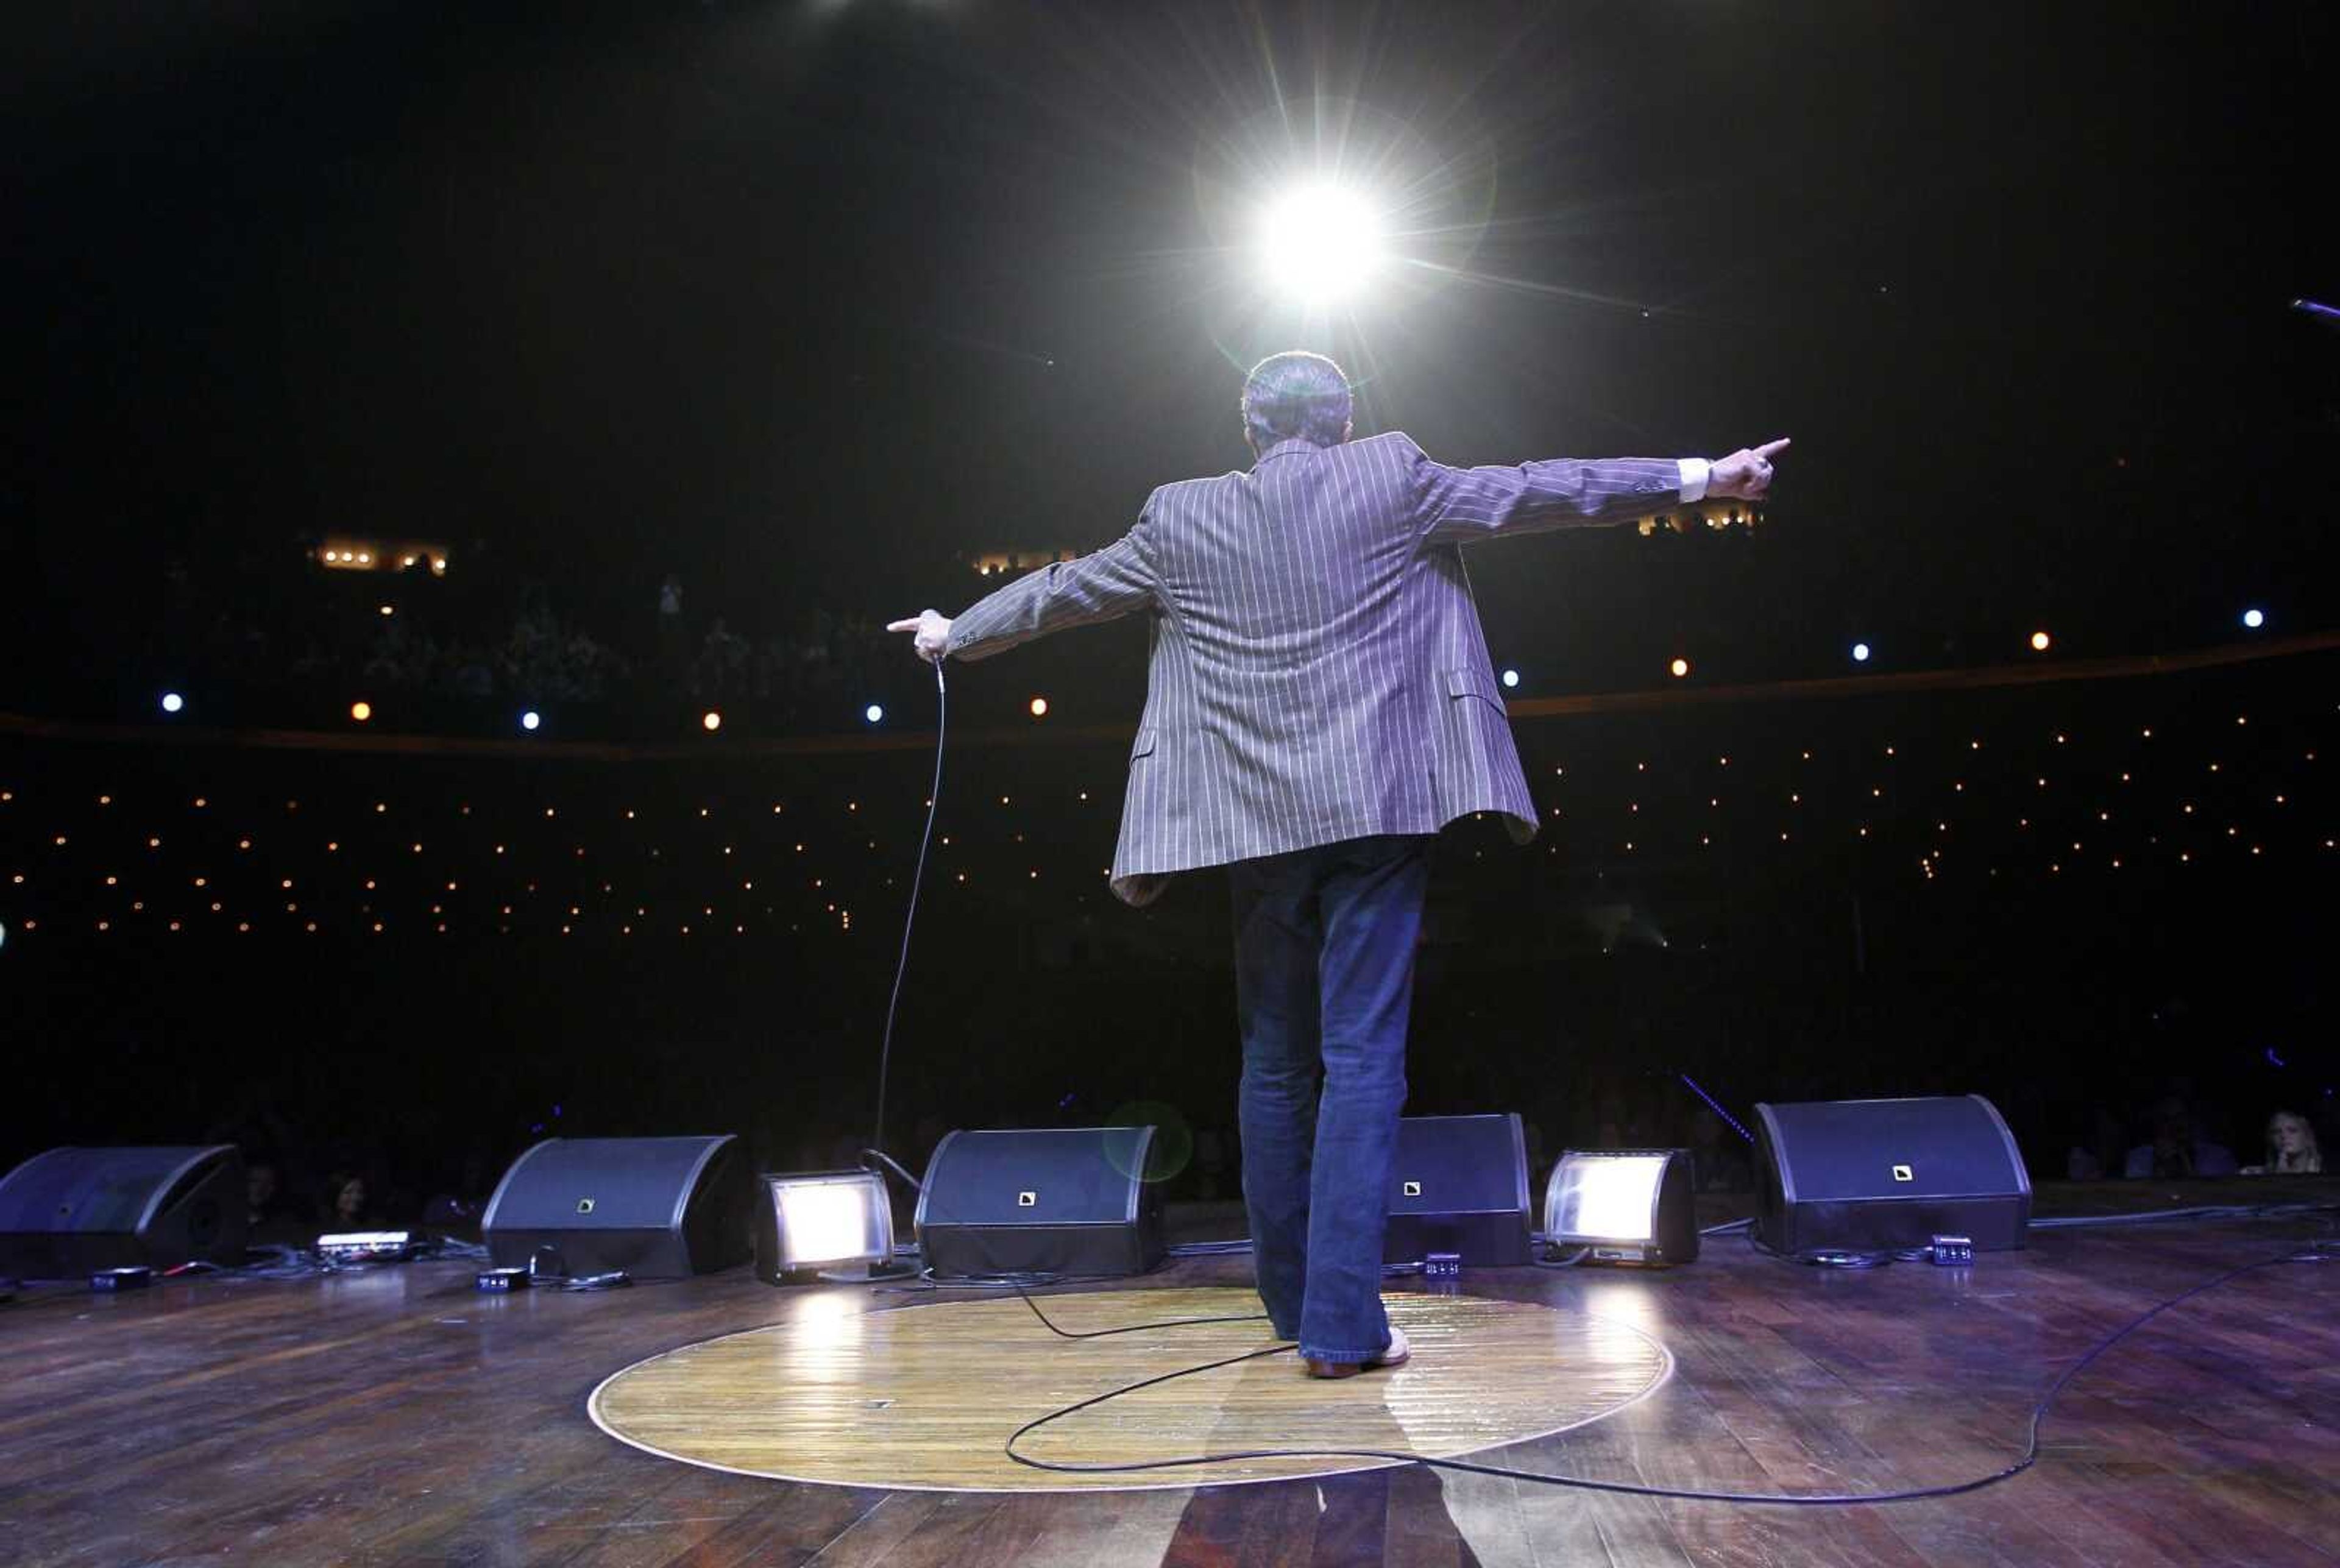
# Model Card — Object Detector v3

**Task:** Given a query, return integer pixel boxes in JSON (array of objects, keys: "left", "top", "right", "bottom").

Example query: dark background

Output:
[{"left": 3, "top": 2, "right": 2334, "bottom": 1222}]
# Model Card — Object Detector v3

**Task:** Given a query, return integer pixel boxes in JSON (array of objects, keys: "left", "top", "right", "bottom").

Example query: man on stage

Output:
[{"left": 890, "top": 351, "right": 1785, "bottom": 1377}]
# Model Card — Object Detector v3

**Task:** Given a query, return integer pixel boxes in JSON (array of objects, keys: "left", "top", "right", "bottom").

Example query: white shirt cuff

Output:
[{"left": 1678, "top": 457, "right": 1710, "bottom": 503}]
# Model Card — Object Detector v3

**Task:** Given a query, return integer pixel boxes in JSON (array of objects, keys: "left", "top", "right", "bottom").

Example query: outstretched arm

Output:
[
  {"left": 1411, "top": 436, "right": 1789, "bottom": 546},
  {"left": 888, "top": 514, "right": 1157, "bottom": 665}
]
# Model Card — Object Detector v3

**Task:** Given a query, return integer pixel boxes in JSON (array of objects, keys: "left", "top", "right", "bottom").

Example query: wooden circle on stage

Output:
[{"left": 589, "top": 1286, "right": 1671, "bottom": 1492}]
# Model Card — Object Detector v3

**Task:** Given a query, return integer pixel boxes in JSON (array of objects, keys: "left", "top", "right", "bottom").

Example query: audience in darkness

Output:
[
  {"left": 2123, "top": 1096, "right": 2238, "bottom": 1180},
  {"left": 125, "top": 548, "right": 985, "bottom": 730}
]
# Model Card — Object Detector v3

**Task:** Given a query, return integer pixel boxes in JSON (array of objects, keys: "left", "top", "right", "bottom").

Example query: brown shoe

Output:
[{"left": 1303, "top": 1324, "right": 1410, "bottom": 1379}]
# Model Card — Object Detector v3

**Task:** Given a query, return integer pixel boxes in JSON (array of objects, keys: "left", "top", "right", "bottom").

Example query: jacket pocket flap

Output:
[{"left": 1444, "top": 667, "right": 1501, "bottom": 705}]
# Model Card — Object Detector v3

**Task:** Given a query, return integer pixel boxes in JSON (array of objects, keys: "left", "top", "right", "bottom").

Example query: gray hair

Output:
[{"left": 1240, "top": 351, "right": 1352, "bottom": 452}]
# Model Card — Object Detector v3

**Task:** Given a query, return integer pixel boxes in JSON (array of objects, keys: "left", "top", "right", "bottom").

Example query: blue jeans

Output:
[{"left": 1230, "top": 833, "right": 1431, "bottom": 1364}]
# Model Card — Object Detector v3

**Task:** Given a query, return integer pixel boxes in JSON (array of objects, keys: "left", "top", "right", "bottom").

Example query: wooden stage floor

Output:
[{"left": 1, "top": 1193, "right": 2334, "bottom": 1567}]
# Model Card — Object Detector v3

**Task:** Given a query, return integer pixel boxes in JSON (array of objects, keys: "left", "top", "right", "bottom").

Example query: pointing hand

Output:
[
  {"left": 1709, "top": 438, "right": 1790, "bottom": 502},
  {"left": 885, "top": 609, "right": 952, "bottom": 663}
]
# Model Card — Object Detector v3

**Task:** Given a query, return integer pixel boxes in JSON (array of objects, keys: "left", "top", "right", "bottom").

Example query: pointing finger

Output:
[
  {"left": 886, "top": 618, "right": 919, "bottom": 633},
  {"left": 1753, "top": 437, "right": 1792, "bottom": 459}
]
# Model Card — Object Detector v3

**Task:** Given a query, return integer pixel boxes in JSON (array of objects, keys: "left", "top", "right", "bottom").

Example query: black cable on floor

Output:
[{"left": 999, "top": 1240, "right": 2331, "bottom": 1503}]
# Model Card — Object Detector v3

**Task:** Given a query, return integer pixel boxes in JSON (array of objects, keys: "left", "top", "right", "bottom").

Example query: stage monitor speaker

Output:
[
  {"left": 915, "top": 1127, "right": 1165, "bottom": 1279},
  {"left": 481, "top": 1135, "right": 751, "bottom": 1279},
  {"left": 1384, "top": 1112, "right": 1532, "bottom": 1266},
  {"left": 0, "top": 1145, "right": 247, "bottom": 1279},
  {"left": 1754, "top": 1094, "right": 2032, "bottom": 1255}
]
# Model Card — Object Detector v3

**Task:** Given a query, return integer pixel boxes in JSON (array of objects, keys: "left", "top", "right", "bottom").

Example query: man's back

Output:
[{"left": 941, "top": 430, "right": 1690, "bottom": 904}]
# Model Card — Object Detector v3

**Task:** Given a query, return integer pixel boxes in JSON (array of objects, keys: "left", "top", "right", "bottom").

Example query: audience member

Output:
[
  {"left": 322, "top": 1171, "right": 380, "bottom": 1230},
  {"left": 2240, "top": 1109, "right": 2322, "bottom": 1176},
  {"left": 1687, "top": 1106, "right": 1754, "bottom": 1193},
  {"left": 2123, "top": 1097, "right": 2238, "bottom": 1179}
]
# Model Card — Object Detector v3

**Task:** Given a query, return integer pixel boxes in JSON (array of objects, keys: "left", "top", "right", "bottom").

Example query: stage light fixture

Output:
[
  {"left": 378, "top": 604, "right": 394, "bottom": 618},
  {"left": 701, "top": 711, "right": 722, "bottom": 733},
  {"left": 863, "top": 703, "right": 884, "bottom": 725},
  {"left": 2030, "top": 630, "right": 2052, "bottom": 651},
  {"left": 1542, "top": 1149, "right": 1699, "bottom": 1266},
  {"left": 317, "top": 1229, "right": 416, "bottom": 1263},
  {"left": 1670, "top": 658, "right": 1691, "bottom": 679},
  {"left": 160, "top": 692, "right": 184, "bottom": 714},
  {"left": 1257, "top": 181, "right": 1386, "bottom": 304},
  {"left": 2242, "top": 608, "right": 2264, "bottom": 629},
  {"left": 1852, "top": 642, "right": 1871, "bottom": 663},
  {"left": 1029, "top": 696, "right": 1049, "bottom": 717},
  {"left": 753, "top": 1169, "right": 897, "bottom": 1282},
  {"left": 1501, "top": 668, "right": 1520, "bottom": 689},
  {"left": 521, "top": 711, "right": 541, "bottom": 733},
  {"left": 350, "top": 701, "right": 372, "bottom": 723}
]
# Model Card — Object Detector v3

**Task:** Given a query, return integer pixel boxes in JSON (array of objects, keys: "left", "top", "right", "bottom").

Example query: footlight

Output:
[
  {"left": 753, "top": 1169, "right": 904, "bottom": 1284},
  {"left": 1541, "top": 1149, "right": 1700, "bottom": 1266}
]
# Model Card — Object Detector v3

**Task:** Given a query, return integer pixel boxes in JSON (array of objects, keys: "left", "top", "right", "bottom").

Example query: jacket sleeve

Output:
[
  {"left": 1405, "top": 435, "right": 1686, "bottom": 547},
  {"left": 943, "top": 502, "right": 1158, "bottom": 664}
]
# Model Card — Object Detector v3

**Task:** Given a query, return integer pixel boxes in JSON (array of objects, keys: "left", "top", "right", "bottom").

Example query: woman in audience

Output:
[{"left": 2241, "top": 1109, "right": 2322, "bottom": 1176}]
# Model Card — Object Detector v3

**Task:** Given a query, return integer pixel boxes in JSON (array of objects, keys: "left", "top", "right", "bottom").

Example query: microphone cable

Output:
[
  {"left": 871, "top": 655, "right": 949, "bottom": 1156},
  {"left": 857, "top": 649, "right": 1274, "bottom": 1344}
]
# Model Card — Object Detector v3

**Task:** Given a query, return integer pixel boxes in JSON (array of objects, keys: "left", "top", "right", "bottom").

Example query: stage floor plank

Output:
[{"left": 0, "top": 1206, "right": 2334, "bottom": 1566}]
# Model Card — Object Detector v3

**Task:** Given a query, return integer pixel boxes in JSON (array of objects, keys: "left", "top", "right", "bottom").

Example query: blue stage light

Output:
[
  {"left": 521, "top": 711, "right": 541, "bottom": 732},
  {"left": 1500, "top": 668, "right": 1520, "bottom": 689},
  {"left": 864, "top": 704, "right": 884, "bottom": 725},
  {"left": 1852, "top": 642, "right": 1871, "bottom": 662},
  {"left": 160, "top": 692, "right": 184, "bottom": 714},
  {"left": 2242, "top": 608, "right": 2264, "bottom": 630}
]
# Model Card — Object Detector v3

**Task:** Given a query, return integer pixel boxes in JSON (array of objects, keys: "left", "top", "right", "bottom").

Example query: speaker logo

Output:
[
  {"left": 576, "top": 1197, "right": 595, "bottom": 1214},
  {"left": 1891, "top": 1165, "right": 1913, "bottom": 1182},
  {"left": 1402, "top": 1180, "right": 1423, "bottom": 1197},
  {"left": 1017, "top": 1191, "right": 1037, "bottom": 1207}
]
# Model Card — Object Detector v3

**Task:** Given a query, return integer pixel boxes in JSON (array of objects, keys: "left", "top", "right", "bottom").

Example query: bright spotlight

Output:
[
  {"left": 2242, "top": 608, "right": 2264, "bottom": 630},
  {"left": 378, "top": 604, "right": 395, "bottom": 618},
  {"left": 1852, "top": 642, "right": 1871, "bottom": 663},
  {"left": 521, "top": 711, "right": 541, "bottom": 733},
  {"left": 1670, "top": 657, "right": 1691, "bottom": 679},
  {"left": 755, "top": 1169, "right": 895, "bottom": 1278},
  {"left": 1029, "top": 697, "right": 1049, "bottom": 718},
  {"left": 350, "top": 701, "right": 372, "bottom": 723},
  {"left": 701, "top": 711, "right": 723, "bottom": 733},
  {"left": 1258, "top": 182, "right": 1386, "bottom": 304},
  {"left": 2030, "top": 630, "right": 2052, "bottom": 652},
  {"left": 863, "top": 703, "right": 884, "bottom": 725},
  {"left": 1500, "top": 668, "right": 1520, "bottom": 689},
  {"left": 1543, "top": 1150, "right": 1699, "bottom": 1266},
  {"left": 160, "top": 692, "right": 184, "bottom": 714}
]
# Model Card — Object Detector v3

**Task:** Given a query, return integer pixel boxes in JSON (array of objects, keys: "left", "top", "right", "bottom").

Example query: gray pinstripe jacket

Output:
[{"left": 944, "top": 431, "right": 1689, "bottom": 906}]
